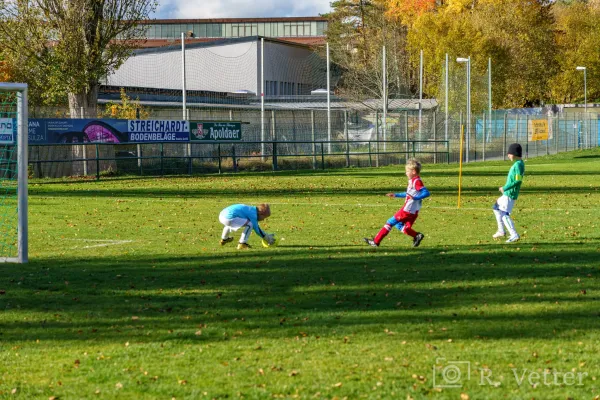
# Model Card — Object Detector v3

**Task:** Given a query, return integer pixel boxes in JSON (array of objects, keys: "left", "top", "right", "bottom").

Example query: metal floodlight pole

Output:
[
  {"left": 382, "top": 45, "right": 387, "bottom": 151},
  {"left": 261, "top": 38, "right": 265, "bottom": 160},
  {"left": 467, "top": 56, "right": 471, "bottom": 163},
  {"left": 457, "top": 57, "right": 471, "bottom": 162},
  {"left": 181, "top": 33, "right": 187, "bottom": 120},
  {"left": 419, "top": 49, "right": 423, "bottom": 142},
  {"left": 488, "top": 58, "right": 492, "bottom": 143},
  {"left": 445, "top": 53, "right": 449, "bottom": 142},
  {"left": 327, "top": 42, "right": 331, "bottom": 154}
]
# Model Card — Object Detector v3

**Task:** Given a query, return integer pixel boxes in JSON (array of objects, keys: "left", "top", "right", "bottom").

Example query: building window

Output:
[
  {"left": 317, "top": 21, "right": 327, "bottom": 36},
  {"left": 198, "top": 24, "right": 206, "bottom": 37}
]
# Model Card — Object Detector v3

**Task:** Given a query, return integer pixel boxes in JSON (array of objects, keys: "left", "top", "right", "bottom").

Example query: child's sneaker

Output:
[
  {"left": 412, "top": 233, "right": 425, "bottom": 247},
  {"left": 220, "top": 237, "right": 234, "bottom": 246},
  {"left": 237, "top": 243, "right": 251, "bottom": 250},
  {"left": 363, "top": 238, "right": 378, "bottom": 247},
  {"left": 492, "top": 231, "right": 505, "bottom": 239},
  {"left": 506, "top": 234, "right": 520, "bottom": 243}
]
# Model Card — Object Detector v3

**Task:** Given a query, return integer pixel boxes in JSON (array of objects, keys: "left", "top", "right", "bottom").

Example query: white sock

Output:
[
  {"left": 493, "top": 210, "right": 505, "bottom": 233},
  {"left": 502, "top": 215, "right": 518, "bottom": 237},
  {"left": 221, "top": 226, "right": 231, "bottom": 240},
  {"left": 240, "top": 223, "right": 252, "bottom": 243}
]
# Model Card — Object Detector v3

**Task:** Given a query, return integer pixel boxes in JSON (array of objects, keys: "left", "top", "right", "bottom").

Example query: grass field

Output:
[{"left": 1, "top": 148, "right": 599, "bottom": 399}]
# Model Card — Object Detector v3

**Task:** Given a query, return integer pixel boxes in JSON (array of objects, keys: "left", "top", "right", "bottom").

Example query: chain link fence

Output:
[{"left": 27, "top": 104, "right": 598, "bottom": 180}]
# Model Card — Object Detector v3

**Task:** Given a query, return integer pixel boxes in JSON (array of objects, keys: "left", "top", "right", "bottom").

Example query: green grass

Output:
[{"left": 2, "top": 149, "right": 600, "bottom": 399}]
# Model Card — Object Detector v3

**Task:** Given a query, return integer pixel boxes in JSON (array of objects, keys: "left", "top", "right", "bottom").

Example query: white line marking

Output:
[
  {"left": 65, "top": 239, "right": 133, "bottom": 249},
  {"left": 268, "top": 202, "right": 590, "bottom": 212}
]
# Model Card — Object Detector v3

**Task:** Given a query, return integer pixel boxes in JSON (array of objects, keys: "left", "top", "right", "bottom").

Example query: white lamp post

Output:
[
  {"left": 576, "top": 66, "right": 587, "bottom": 113},
  {"left": 457, "top": 57, "right": 470, "bottom": 162}
]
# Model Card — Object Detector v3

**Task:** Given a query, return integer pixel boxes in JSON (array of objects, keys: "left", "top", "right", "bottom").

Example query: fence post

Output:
[
  {"left": 482, "top": 112, "right": 486, "bottom": 162},
  {"left": 160, "top": 142, "right": 164, "bottom": 176},
  {"left": 404, "top": 111, "right": 409, "bottom": 162},
  {"left": 311, "top": 110, "right": 316, "bottom": 170},
  {"left": 565, "top": 114, "right": 568, "bottom": 151},
  {"left": 36, "top": 147, "right": 43, "bottom": 178},
  {"left": 188, "top": 142, "right": 193, "bottom": 175},
  {"left": 82, "top": 144, "right": 88, "bottom": 176},
  {"left": 555, "top": 116, "right": 559, "bottom": 155},
  {"left": 271, "top": 109, "right": 277, "bottom": 143},
  {"left": 321, "top": 142, "right": 325, "bottom": 170},
  {"left": 516, "top": 114, "right": 519, "bottom": 146},
  {"left": 525, "top": 115, "right": 529, "bottom": 160},
  {"left": 272, "top": 140, "right": 277, "bottom": 171},
  {"left": 433, "top": 110, "right": 437, "bottom": 164},
  {"left": 344, "top": 109, "right": 350, "bottom": 167},
  {"left": 232, "top": 144, "right": 237, "bottom": 173},
  {"left": 218, "top": 143, "right": 222, "bottom": 174},
  {"left": 547, "top": 116, "right": 551, "bottom": 156},
  {"left": 459, "top": 111, "right": 463, "bottom": 163},
  {"left": 375, "top": 110, "right": 380, "bottom": 167},
  {"left": 368, "top": 142, "right": 372, "bottom": 167},
  {"left": 503, "top": 113, "right": 507, "bottom": 161},
  {"left": 137, "top": 144, "right": 142, "bottom": 175},
  {"left": 95, "top": 143, "right": 100, "bottom": 181}
]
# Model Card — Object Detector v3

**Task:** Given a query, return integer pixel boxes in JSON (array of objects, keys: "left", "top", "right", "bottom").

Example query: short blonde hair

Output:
[
  {"left": 257, "top": 203, "right": 271, "bottom": 220},
  {"left": 405, "top": 159, "right": 422, "bottom": 174}
]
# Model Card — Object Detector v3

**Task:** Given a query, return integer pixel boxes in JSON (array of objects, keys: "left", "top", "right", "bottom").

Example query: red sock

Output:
[
  {"left": 404, "top": 227, "right": 417, "bottom": 238},
  {"left": 374, "top": 224, "right": 392, "bottom": 245}
]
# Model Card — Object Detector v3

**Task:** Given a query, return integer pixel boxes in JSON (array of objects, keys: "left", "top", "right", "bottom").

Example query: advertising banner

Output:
[
  {"left": 190, "top": 121, "right": 242, "bottom": 141},
  {"left": 28, "top": 119, "right": 189, "bottom": 144},
  {"left": 528, "top": 119, "right": 550, "bottom": 141},
  {"left": 0, "top": 118, "right": 15, "bottom": 144},
  {"left": 127, "top": 120, "right": 189, "bottom": 142}
]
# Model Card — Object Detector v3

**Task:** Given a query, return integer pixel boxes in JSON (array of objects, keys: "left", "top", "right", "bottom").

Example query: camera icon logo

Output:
[{"left": 432, "top": 358, "right": 471, "bottom": 388}]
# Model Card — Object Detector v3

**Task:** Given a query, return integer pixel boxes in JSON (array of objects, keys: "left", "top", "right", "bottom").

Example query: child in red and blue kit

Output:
[{"left": 364, "top": 159, "right": 430, "bottom": 247}]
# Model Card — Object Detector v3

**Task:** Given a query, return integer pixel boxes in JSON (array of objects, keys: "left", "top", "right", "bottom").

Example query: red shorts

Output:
[{"left": 393, "top": 209, "right": 418, "bottom": 230}]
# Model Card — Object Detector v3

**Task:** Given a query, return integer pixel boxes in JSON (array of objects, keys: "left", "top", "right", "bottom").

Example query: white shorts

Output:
[
  {"left": 494, "top": 195, "right": 515, "bottom": 214},
  {"left": 219, "top": 212, "right": 250, "bottom": 231}
]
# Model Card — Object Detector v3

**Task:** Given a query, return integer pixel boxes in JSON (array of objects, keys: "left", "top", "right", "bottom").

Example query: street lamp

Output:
[
  {"left": 576, "top": 66, "right": 587, "bottom": 113},
  {"left": 457, "top": 57, "right": 471, "bottom": 162}
]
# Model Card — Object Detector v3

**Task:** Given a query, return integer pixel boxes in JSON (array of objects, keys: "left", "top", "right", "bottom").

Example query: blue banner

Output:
[
  {"left": 28, "top": 119, "right": 190, "bottom": 144},
  {"left": 0, "top": 118, "right": 16, "bottom": 144}
]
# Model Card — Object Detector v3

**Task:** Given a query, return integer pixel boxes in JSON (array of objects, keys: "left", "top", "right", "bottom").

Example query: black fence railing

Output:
[{"left": 27, "top": 140, "right": 450, "bottom": 180}]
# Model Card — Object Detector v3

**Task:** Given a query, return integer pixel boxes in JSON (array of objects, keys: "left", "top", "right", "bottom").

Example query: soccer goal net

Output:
[{"left": 0, "top": 83, "right": 28, "bottom": 263}]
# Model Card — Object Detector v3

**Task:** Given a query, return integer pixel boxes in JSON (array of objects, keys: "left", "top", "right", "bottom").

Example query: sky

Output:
[{"left": 155, "top": 0, "right": 332, "bottom": 19}]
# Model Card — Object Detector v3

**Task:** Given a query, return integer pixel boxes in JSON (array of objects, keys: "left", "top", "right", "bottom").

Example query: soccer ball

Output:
[{"left": 261, "top": 233, "right": 277, "bottom": 248}]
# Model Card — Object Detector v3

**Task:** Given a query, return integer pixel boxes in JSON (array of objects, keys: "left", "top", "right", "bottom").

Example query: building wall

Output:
[
  {"left": 105, "top": 41, "right": 259, "bottom": 94},
  {"left": 105, "top": 39, "right": 326, "bottom": 96},
  {"left": 262, "top": 41, "right": 326, "bottom": 96}
]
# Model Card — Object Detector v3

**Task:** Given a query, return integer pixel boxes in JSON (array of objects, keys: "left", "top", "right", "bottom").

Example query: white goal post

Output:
[{"left": 0, "top": 82, "right": 28, "bottom": 263}]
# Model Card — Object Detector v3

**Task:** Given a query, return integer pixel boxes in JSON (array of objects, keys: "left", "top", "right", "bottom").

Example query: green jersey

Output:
[{"left": 502, "top": 159, "right": 525, "bottom": 200}]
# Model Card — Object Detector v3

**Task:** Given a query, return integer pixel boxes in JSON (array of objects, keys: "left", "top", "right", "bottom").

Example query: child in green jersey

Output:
[{"left": 492, "top": 143, "right": 525, "bottom": 243}]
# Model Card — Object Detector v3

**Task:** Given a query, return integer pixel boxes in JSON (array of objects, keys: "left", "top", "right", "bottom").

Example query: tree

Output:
[
  {"left": 470, "top": 0, "right": 557, "bottom": 107},
  {"left": 549, "top": 0, "right": 600, "bottom": 103},
  {"left": 0, "top": 0, "right": 157, "bottom": 117},
  {"left": 385, "top": 0, "right": 437, "bottom": 24},
  {"left": 407, "top": 0, "right": 557, "bottom": 109},
  {"left": 326, "top": 0, "right": 414, "bottom": 102},
  {"left": 102, "top": 88, "right": 149, "bottom": 119}
]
